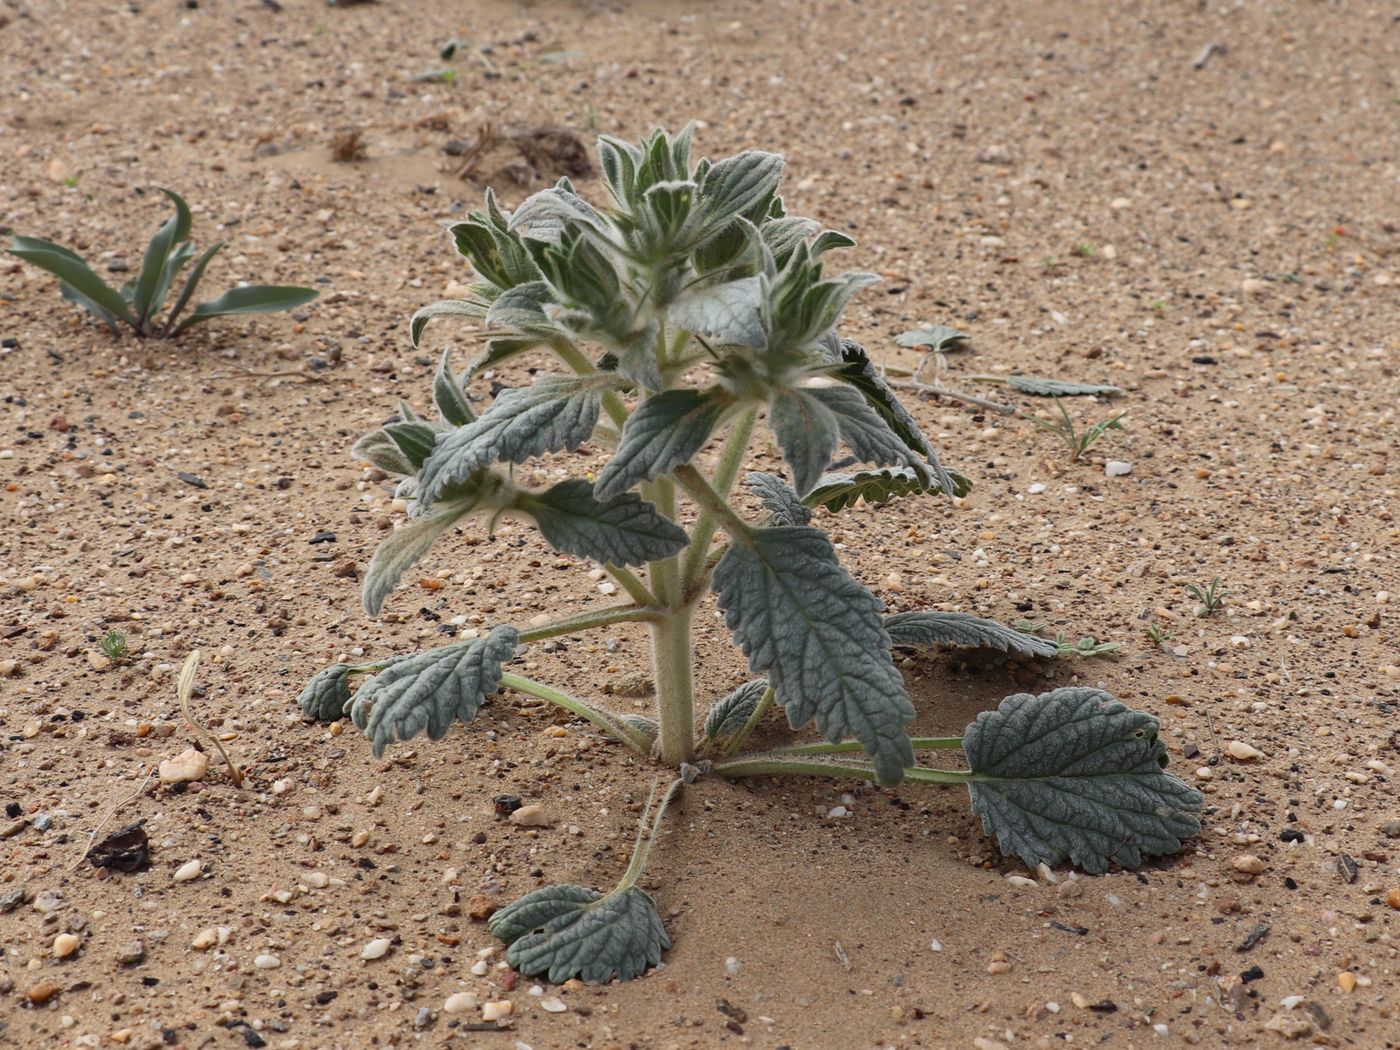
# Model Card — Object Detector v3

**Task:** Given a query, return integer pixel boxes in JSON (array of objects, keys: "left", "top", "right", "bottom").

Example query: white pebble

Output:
[
  {"left": 1004, "top": 875, "right": 1038, "bottom": 889},
  {"left": 482, "top": 1000, "right": 513, "bottom": 1021},
  {"left": 173, "top": 859, "right": 202, "bottom": 882},
  {"left": 1280, "top": 995, "right": 1305, "bottom": 1009},
  {"left": 1104, "top": 460, "right": 1132, "bottom": 477},
  {"left": 929, "top": 939, "right": 943, "bottom": 952},
  {"left": 539, "top": 997, "right": 567, "bottom": 1013},
  {"left": 304, "top": 872, "right": 329, "bottom": 889},
  {"left": 724, "top": 956, "right": 742, "bottom": 973},
  {"left": 443, "top": 992, "right": 477, "bottom": 1014},
  {"left": 1153, "top": 1024, "right": 1169, "bottom": 1037},
  {"left": 361, "top": 938, "right": 391, "bottom": 960},
  {"left": 253, "top": 954, "right": 281, "bottom": 969},
  {"left": 158, "top": 748, "right": 210, "bottom": 785},
  {"left": 826, "top": 806, "right": 850, "bottom": 818},
  {"left": 1027, "top": 483, "right": 1046, "bottom": 494},
  {"left": 470, "top": 959, "right": 490, "bottom": 976}
]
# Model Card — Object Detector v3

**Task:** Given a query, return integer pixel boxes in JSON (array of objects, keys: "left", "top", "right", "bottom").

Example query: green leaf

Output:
[
  {"left": 702, "top": 679, "right": 770, "bottom": 746},
  {"left": 895, "top": 325, "right": 967, "bottom": 351},
  {"left": 1001, "top": 375, "right": 1124, "bottom": 397},
  {"left": 804, "top": 466, "right": 970, "bottom": 513},
  {"left": 484, "top": 280, "right": 558, "bottom": 334},
  {"left": 962, "top": 687, "right": 1203, "bottom": 873},
  {"left": 132, "top": 189, "right": 192, "bottom": 325},
  {"left": 594, "top": 389, "right": 730, "bottom": 499},
  {"left": 410, "top": 298, "right": 486, "bottom": 349},
  {"left": 432, "top": 347, "right": 475, "bottom": 426},
  {"left": 382, "top": 420, "right": 439, "bottom": 470},
  {"left": 508, "top": 184, "right": 610, "bottom": 245},
  {"left": 350, "top": 627, "right": 519, "bottom": 757},
  {"left": 667, "top": 276, "right": 766, "bottom": 349},
  {"left": 466, "top": 336, "right": 539, "bottom": 377},
  {"left": 831, "top": 339, "right": 956, "bottom": 493},
  {"left": 161, "top": 241, "right": 224, "bottom": 333},
  {"left": 351, "top": 428, "right": 414, "bottom": 476},
  {"left": 489, "top": 884, "right": 669, "bottom": 984},
  {"left": 742, "top": 471, "right": 810, "bottom": 525},
  {"left": 363, "top": 501, "right": 477, "bottom": 617},
  {"left": 884, "top": 611, "right": 1060, "bottom": 658},
  {"left": 150, "top": 240, "right": 195, "bottom": 323},
  {"left": 174, "top": 284, "right": 318, "bottom": 332},
  {"left": 297, "top": 664, "right": 354, "bottom": 722},
  {"left": 417, "top": 375, "right": 622, "bottom": 508},
  {"left": 699, "top": 150, "right": 785, "bottom": 228},
  {"left": 768, "top": 388, "right": 840, "bottom": 496},
  {"left": 806, "top": 384, "right": 920, "bottom": 471},
  {"left": 8, "top": 235, "right": 139, "bottom": 329},
  {"left": 446, "top": 198, "right": 541, "bottom": 291},
  {"left": 520, "top": 479, "right": 688, "bottom": 567},
  {"left": 712, "top": 526, "right": 915, "bottom": 784}
]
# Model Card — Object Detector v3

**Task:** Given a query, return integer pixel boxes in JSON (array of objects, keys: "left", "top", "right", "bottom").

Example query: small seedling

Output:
[
  {"left": 1071, "top": 242, "right": 1097, "bottom": 259},
  {"left": 1144, "top": 623, "right": 1174, "bottom": 645},
  {"left": 1056, "top": 634, "right": 1120, "bottom": 658},
  {"left": 7, "top": 189, "right": 318, "bottom": 338},
  {"left": 99, "top": 629, "right": 128, "bottom": 662},
  {"left": 1024, "top": 397, "right": 1127, "bottom": 463},
  {"left": 298, "top": 128, "right": 1201, "bottom": 985},
  {"left": 1186, "top": 577, "right": 1229, "bottom": 617}
]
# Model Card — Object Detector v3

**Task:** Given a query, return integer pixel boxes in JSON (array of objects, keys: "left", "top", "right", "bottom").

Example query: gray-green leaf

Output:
[
  {"left": 410, "top": 298, "right": 487, "bottom": 349},
  {"left": 173, "top": 284, "right": 318, "bottom": 332},
  {"left": 962, "top": 687, "right": 1203, "bottom": 873},
  {"left": 351, "top": 428, "right": 414, "bottom": 477},
  {"left": 895, "top": 325, "right": 967, "bottom": 351},
  {"left": 1000, "top": 375, "right": 1124, "bottom": 397},
  {"left": 417, "top": 374, "right": 622, "bottom": 508},
  {"left": 350, "top": 627, "right": 519, "bottom": 757},
  {"left": 363, "top": 501, "right": 477, "bottom": 617},
  {"left": 807, "top": 384, "right": 917, "bottom": 470},
  {"left": 885, "top": 611, "right": 1060, "bottom": 658},
  {"left": 742, "top": 471, "right": 810, "bottom": 525},
  {"left": 594, "top": 389, "right": 730, "bottom": 499},
  {"left": 804, "top": 466, "right": 970, "bottom": 513},
  {"left": 699, "top": 151, "right": 784, "bottom": 228},
  {"left": 489, "top": 884, "right": 669, "bottom": 984},
  {"left": 702, "top": 679, "right": 770, "bottom": 746},
  {"left": 521, "top": 479, "right": 688, "bottom": 566},
  {"left": 432, "top": 347, "right": 475, "bottom": 426},
  {"left": 712, "top": 526, "right": 915, "bottom": 784},
  {"left": 768, "top": 388, "right": 839, "bottom": 496},
  {"left": 667, "top": 276, "right": 766, "bottom": 349},
  {"left": 297, "top": 664, "right": 354, "bottom": 722}
]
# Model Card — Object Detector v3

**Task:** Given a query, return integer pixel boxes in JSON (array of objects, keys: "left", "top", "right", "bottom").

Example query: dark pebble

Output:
[
  {"left": 1240, "top": 964, "right": 1265, "bottom": 983},
  {"left": 1191, "top": 354, "right": 1218, "bottom": 365},
  {"left": 176, "top": 472, "right": 207, "bottom": 489},
  {"left": 309, "top": 531, "right": 337, "bottom": 544}
]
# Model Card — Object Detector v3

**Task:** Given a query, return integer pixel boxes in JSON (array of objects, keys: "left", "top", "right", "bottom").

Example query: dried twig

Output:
[{"left": 177, "top": 652, "right": 245, "bottom": 787}]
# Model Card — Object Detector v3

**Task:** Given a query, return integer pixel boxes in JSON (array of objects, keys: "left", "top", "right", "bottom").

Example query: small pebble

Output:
[
  {"left": 1337, "top": 971, "right": 1356, "bottom": 993},
  {"left": 724, "top": 956, "right": 742, "bottom": 973},
  {"left": 1104, "top": 460, "right": 1132, "bottom": 477},
  {"left": 253, "top": 954, "right": 282, "bottom": 969},
  {"left": 116, "top": 941, "right": 145, "bottom": 966},
  {"left": 539, "top": 997, "right": 567, "bottom": 1013},
  {"left": 482, "top": 1000, "right": 513, "bottom": 1021},
  {"left": 1231, "top": 854, "right": 1267, "bottom": 875},
  {"left": 443, "top": 992, "right": 477, "bottom": 1014},
  {"left": 929, "top": 938, "right": 943, "bottom": 952},
  {"left": 1227, "top": 741, "right": 1265, "bottom": 761},
  {"left": 1386, "top": 888, "right": 1400, "bottom": 910},
  {"left": 173, "top": 859, "right": 202, "bottom": 882},
  {"left": 27, "top": 981, "right": 61, "bottom": 1005},
  {"left": 361, "top": 938, "right": 391, "bottom": 960},
  {"left": 52, "top": 934, "right": 80, "bottom": 959},
  {"left": 509, "top": 805, "right": 554, "bottom": 828}
]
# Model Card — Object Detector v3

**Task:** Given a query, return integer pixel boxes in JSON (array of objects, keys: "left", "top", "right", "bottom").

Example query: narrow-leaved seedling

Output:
[
  {"left": 7, "top": 189, "right": 318, "bottom": 338},
  {"left": 1024, "top": 396, "right": 1128, "bottom": 462},
  {"left": 299, "top": 128, "right": 1201, "bottom": 984},
  {"left": 1186, "top": 577, "right": 1230, "bottom": 617},
  {"left": 99, "top": 629, "right": 128, "bottom": 662}
]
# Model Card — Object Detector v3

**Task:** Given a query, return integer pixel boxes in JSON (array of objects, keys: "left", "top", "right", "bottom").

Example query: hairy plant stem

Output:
[
  {"left": 617, "top": 775, "right": 684, "bottom": 891},
  {"left": 712, "top": 753, "right": 979, "bottom": 784},
  {"left": 551, "top": 338, "right": 630, "bottom": 428},
  {"left": 650, "top": 604, "right": 696, "bottom": 765},
  {"left": 775, "top": 736, "right": 963, "bottom": 755},
  {"left": 604, "top": 565, "right": 658, "bottom": 606},
  {"left": 516, "top": 602, "right": 657, "bottom": 643},
  {"left": 681, "top": 408, "right": 756, "bottom": 595},
  {"left": 499, "top": 671, "right": 652, "bottom": 753}
]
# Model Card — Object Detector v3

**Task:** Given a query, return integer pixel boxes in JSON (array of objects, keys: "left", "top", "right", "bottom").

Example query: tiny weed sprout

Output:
[
  {"left": 6, "top": 189, "right": 318, "bottom": 338},
  {"left": 1186, "top": 577, "right": 1230, "bottom": 617},
  {"left": 99, "top": 629, "right": 128, "bottom": 662},
  {"left": 299, "top": 128, "right": 1202, "bottom": 984},
  {"left": 1024, "top": 397, "right": 1128, "bottom": 463},
  {"left": 1145, "top": 623, "right": 1174, "bottom": 646}
]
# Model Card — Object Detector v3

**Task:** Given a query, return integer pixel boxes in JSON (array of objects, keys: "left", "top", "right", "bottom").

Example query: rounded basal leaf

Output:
[
  {"left": 884, "top": 611, "right": 1060, "bottom": 659},
  {"left": 701, "top": 679, "right": 769, "bottom": 746},
  {"left": 895, "top": 325, "right": 967, "bottom": 351},
  {"left": 712, "top": 526, "right": 915, "bottom": 784},
  {"left": 350, "top": 627, "right": 519, "bottom": 757},
  {"left": 297, "top": 664, "right": 353, "bottom": 722},
  {"left": 962, "top": 688, "right": 1203, "bottom": 874},
  {"left": 520, "top": 479, "right": 688, "bottom": 567},
  {"left": 489, "top": 884, "right": 670, "bottom": 984},
  {"left": 594, "top": 389, "right": 730, "bottom": 499}
]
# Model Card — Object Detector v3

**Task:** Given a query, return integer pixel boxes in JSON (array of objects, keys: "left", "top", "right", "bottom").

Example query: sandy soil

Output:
[{"left": 2, "top": 0, "right": 1399, "bottom": 1047}]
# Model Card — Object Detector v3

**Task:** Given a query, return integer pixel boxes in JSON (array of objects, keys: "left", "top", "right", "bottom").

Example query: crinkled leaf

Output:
[
  {"left": 885, "top": 611, "right": 1060, "bottom": 658},
  {"left": 351, "top": 428, "right": 414, "bottom": 476},
  {"left": 521, "top": 479, "right": 688, "bottom": 566},
  {"left": 895, "top": 325, "right": 968, "bottom": 351},
  {"left": 174, "top": 284, "right": 318, "bottom": 332},
  {"left": 410, "top": 298, "right": 486, "bottom": 349},
  {"left": 768, "top": 388, "right": 840, "bottom": 496},
  {"left": 350, "top": 626, "right": 518, "bottom": 757},
  {"left": 363, "top": 501, "right": 476, "bottom": 617},
  {"left": 595, "top": 389, "right": 730, "bottom": 498},
  {"left": 699, "top": 151, "right": 785, "bottom": 228},
  {"left": 466, "top": 336, "right": 539, "bottom": 377},
  {"left": 383, "top": 420, "right": 439, "bottom": 471},
  {"left": 807, "top": 384, "right": 918, "bottom": 470},
  {"left": 297, "top": 664, "right": 354, "bottom": 722},
  {"left": 702, "top": 679, "right": 770, "bottom": 745},
  {"left": 831, "top": 339, "right": 955, "bottom": 493},
  {"left": 743, "top": 471, "right": 811, "bottom": 525},
  {"left": 667, "top": 276, "right": 766, "bottom": 349},
  {"left": 490, "top": 884, "right": 669, "bottom": 984},
  {"left": 485, "top": 280, "right": 558, "bottom": 333},
  {"left": 712, "top": 526, "right": 914, "bottom": 784},
  {"left": 1002, "top": 375, "right": 1125, "bottom": 397},
  {"left": 619, "top": 713, "right": 658, "bottom": 745},
  {"left": 962, "top": 687, "right": 1203, "bottom": 874},
  {"left": 804, "top": 465, "right": 970, "bottom": 513},
  {"left": 508, "top": 184, "right": 609, "bottom": 244},
  {"left": 417, "top": 374, "right": 622, "bottom": 508},
  {"left": 432, "top": 347, "right": 475, "bottom": 426}
]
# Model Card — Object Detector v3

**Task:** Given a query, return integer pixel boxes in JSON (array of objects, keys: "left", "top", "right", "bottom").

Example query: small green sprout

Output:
[
  {"left": 1186, "top": 577, "right": 1230, "bottom": 617},
  {"left": 99, "top": 629, "right": 128, "bottom": 661},
  {"left": 1023, "top": 397, "right": 1128, "bottom": 463}
]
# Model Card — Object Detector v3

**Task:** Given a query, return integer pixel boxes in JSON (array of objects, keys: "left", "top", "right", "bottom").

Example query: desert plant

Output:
[
  {"left": 98, "top": 629, "right": 128, "bottom": 661},
  {"left": 6, "top": 189, "right": 318, "bottom": 338},
  {"left": 1024, "top": 396, "right": 1128, "bottom": 462},
  {"left": 1186, "top": 576, "right": 1230, "bottom": 617},
  {"left": 298, "top": 128, "right": 1201, "bottom": 984}
]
